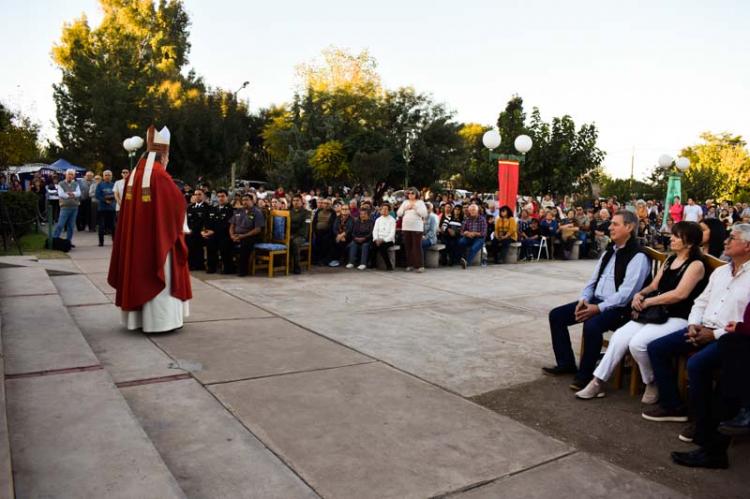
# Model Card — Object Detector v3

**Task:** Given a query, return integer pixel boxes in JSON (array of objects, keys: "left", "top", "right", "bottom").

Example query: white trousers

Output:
[{"left": 593, "top": 317, "right": 687, "bottom": 384}]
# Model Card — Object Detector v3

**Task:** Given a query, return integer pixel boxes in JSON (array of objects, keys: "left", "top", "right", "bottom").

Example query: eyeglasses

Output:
[{"left": 727, "top": 235, "right": 747, "bottom": 243}]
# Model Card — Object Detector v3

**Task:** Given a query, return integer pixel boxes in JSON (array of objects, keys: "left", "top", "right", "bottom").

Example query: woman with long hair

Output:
[
  {"left": 700, "top": 218, "right": 727, "bottom": 258},
  {"left": 576, "top": 221, "right": 707, "bottom": 402}
]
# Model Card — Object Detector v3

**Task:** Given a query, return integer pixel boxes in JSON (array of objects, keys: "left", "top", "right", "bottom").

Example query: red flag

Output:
[{"left": 497, "top": 160, "right": 519, "bottom": 211}]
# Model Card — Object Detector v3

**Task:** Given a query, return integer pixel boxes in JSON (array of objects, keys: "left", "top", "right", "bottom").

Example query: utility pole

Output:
[{"left": 629, "top": 147, "right": 635, "bottom": 195}]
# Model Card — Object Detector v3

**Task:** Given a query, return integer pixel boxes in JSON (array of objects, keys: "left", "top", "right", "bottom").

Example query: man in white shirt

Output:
[
  {"left": 113, "top": 168, "right": 130, "bottom": 214},
  {"left": 682, "top": 197, "right": 703, "bottom": 223},
  {"left": 372, "top": 203, "right": 396, "bottom": 270},
  {"left": 644, "top": 224, "right": 750, "bottom": 468}
]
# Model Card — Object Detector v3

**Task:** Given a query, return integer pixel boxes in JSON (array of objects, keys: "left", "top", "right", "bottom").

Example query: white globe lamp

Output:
[
  {"left": 482, "top": 130, "right": 501, "bottom": 150},
  {"left": 514, "top": 135, "right": 533, "bottom": 154},
  {"left": 658, "top": 154, "right": 673, "bottom": 169},
  {"left": 675, "top": 156, "right": 690, "bottom": 172}
]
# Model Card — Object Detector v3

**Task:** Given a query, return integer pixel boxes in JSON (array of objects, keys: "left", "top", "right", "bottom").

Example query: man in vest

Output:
[
  {"left": 53, "top": 168, "right": 82, "bottom": 247},
  {"left": 543, "top": 210, "right": 651, "bottom": 390},
  {"left": 108, "top": 126, "right": 192, "bottom": 333}
]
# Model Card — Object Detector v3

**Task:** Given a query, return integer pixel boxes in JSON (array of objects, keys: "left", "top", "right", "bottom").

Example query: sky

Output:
[{"left": 1, "top": 0, "right": 749, "bottom": 180}]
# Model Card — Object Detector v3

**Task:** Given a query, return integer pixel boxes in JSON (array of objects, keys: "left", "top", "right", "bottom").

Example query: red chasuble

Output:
[{"left": 108, "top": 157, "right": 192, "bottom": 311}]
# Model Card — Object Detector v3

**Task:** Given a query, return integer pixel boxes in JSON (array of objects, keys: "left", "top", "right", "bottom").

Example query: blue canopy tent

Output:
[{"left": 48, "top": 159, "right": 86, "bottom": 176}]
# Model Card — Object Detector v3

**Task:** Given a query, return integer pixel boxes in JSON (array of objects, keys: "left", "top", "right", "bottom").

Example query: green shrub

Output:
[{"left": 0, "top": 191, "right": 38, "bottom": 238}]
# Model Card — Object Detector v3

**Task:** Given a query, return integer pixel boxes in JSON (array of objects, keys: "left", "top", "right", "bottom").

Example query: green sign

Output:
[{"left": 662, "top": 174, "right": 682, "bottom": 227}]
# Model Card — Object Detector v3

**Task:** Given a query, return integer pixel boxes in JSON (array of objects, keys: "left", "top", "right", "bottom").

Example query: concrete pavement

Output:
[{"left": 0, "top": 231, "right": 689, "bottom": 498}]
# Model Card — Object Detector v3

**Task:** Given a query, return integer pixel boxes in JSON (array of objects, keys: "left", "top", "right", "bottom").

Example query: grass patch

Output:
[{"left": 0, "top": 232, "right": 69, "bottom": 259}]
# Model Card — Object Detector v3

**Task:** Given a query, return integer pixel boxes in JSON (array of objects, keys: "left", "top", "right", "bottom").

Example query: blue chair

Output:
[{"left": 251, "top": 210, "right": 290, "bottom": 277}]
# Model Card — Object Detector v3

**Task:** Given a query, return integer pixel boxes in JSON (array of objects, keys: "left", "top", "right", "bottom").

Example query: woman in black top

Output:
[
  {"left": 443, "top": 204, "right": 463, "bottom": 266},
  {"left": 576, "top": 221, "right": 707, "bottom": 402}
]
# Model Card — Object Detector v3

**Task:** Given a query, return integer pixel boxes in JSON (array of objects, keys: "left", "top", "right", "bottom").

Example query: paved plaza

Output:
[{"left": 1, "top": 231, "right": 740, "bottom": 498}]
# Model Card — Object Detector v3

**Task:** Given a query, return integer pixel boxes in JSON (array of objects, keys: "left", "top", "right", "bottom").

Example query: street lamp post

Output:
[
  {"left": 482, "top": 130, "right": 533, "bottom": 213},
  {"left": 234, "top": 81, "right": 250, "bottom": 99},
  {"left": 660, "top": 154, "right": 690, "bottom": 227},
  {"left": 122, "top": 136, "right": 144, "bottom": 169}
]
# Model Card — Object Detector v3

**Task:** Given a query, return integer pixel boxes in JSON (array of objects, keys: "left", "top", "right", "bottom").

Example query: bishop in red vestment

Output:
[{"left": 108, "top": 126, "right": 192, "bottom": 332}]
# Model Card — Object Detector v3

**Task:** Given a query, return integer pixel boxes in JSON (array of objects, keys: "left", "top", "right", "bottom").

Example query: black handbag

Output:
[{"left": 632, "top": 291, "right": 669, "bottom": 324}]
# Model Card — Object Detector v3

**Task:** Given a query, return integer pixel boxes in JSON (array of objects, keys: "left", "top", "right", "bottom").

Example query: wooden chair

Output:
[
  {"left": 294, "top": 219, "right": 313, "bottom": 272},
  {"left": 251, "top": 210, "right": 290, "bottom": 277}
]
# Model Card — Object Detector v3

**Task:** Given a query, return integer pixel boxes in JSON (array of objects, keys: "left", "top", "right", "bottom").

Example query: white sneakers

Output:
[
  {"left": 357, "top": 264, "right": 366, "bottom": 270},
  {"left": 575, "top": 378, "right": 606, "bottom": 400},
  {"left": 416, "top": 267, "right": 425, "bottom": 273},
  {"left": 345, "top": 263, "right": 354, "bottom": 269},
  {"left": 575, "top": 379, "right": 658, "bottom": 403},
  {"left": 641, "top": 383, "right": 659, "bottom": 405}
]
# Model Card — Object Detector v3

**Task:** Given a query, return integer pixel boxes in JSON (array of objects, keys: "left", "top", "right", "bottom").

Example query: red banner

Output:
[{"left": 497, "top": 160, "right": 519, "bottom": 211}]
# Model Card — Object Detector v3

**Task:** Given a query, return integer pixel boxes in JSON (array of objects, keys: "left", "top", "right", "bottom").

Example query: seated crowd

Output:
[
  {"left": 13, "top": 169, "right": 749, "bottom": 469},
  {"left": 165, "top": 183, "right": 750, "bottom": 278},
  {"left": 544, "top": 209, "right": 750, "bottom": 470}
]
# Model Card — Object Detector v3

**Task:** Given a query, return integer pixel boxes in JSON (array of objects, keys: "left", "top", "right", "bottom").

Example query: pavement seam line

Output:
[
  {"left": 430, "top": 450, "right": 579, "bottom": 499},
  {"left": 5, "top": 364, "right": 103, "bottom": 380},
  {"left": 115, "top": 373, "right": 192, "bottom": 388},
  {"left": 203, "top": 360, "right": 379, "bottom": 386},
  {"left": 201, "top": 381, "right": 325, "bottom": 498},
  {"left": 0, "top": 292, "right": 58, "bottom": 298},
  {"left": 135, "top": 316, "right": 325, "bottom": 498}
]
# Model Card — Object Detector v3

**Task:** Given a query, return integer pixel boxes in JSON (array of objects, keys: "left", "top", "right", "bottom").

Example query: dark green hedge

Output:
[{"left": 0, "top": 191, "right": 38, "bottom": 238}]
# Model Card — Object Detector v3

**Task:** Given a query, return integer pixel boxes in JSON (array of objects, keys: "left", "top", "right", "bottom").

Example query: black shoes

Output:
[
  {"left": 641, "top": 405, "right": 689, "bottom": 423},
  {"left": 293, "top": 267, "right": 302, "bottom": 275},
  {"left": 542, "top": 365, "right": 577, "bottom": 376},
  {"left": 718, "top": 407, "right": 750, "bottom": 436},
  {"left": 671, "top": 448, "right": 728, "bottom": 469}
]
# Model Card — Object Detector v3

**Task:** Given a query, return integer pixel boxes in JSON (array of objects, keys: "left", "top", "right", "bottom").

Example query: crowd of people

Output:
[
  {"left": 544, "top": 210, "right": 750, "bottom": 470},
  {"left": 6, "top": 168, "right": 750, "bottom": 469},
  {"left": 8, "top": 167, "right": 750, "bottom": 273}
]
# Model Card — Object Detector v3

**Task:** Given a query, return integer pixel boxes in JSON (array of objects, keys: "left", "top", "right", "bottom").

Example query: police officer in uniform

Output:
[
  {"left": 186, "top": 187, "right": 210, "bottom": 270},
  {"left": 230, "top": 193, "right": 265, "bottom": 277},
  {"left": 203, "top": 189, "right": 235, "bottom": 274}
]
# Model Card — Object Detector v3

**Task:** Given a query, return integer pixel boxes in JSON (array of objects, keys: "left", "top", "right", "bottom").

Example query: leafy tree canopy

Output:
[
  {"left": 52, "top": 0, "right": 248, "bottom": 181},
  {"left": 0, "top": 103, "right": 42, "bottom": 168}
]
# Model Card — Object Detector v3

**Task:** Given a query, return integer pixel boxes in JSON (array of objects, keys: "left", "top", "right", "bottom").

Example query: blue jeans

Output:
[
  {"left": 548, "top": 299, "right": 629, "bottom": 383},
  {"left": 347, "top": 241, "right": 370, "bottom": 266},
  {"left": 648, "top": 329, "right": 721, "bottom": 419},
  {"left": 53, "top": 207, "right": 78, "bottom": 241},
  {"left": 458, "top": 237, "right": 484, "bottom": 266}
]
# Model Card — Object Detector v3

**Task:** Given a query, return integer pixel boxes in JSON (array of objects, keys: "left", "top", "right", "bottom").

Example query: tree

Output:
[
  {"left": 296, "top": 46, "right": 382, "bottom": 97},
  {"left": 0, "top": 103, "right": 41, "bottom": 167},
  {"left": 496, "top": 95, "right": 527, "bottom": 156},
  {"left": 458, "top": 123, "right": 492, "bottom": 191},
  {"left": 52, "top": 0, "right": 248, "bottom": 181},
  {"left": 680, "top": 132, "right": 749, "bottom": 202},
  {"left": 310, "top": 140, "right": 348, "bottom": 183},
  {"left": 521, "top": 107, "right": 605, "bottom": 196},
  {"left": 646, "top": 132, "right": 750, "bottom": 202},
  {"left": 349, "top": 149, "right": 392, "bottom": 193},
  {"left": 260, "top": 49, "right": 463, "bottom": 190}
]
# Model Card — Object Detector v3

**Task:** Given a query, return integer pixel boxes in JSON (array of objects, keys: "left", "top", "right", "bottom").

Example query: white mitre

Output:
[{"left": 154, "top": 126, "right": 171, "bottom": 147}]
